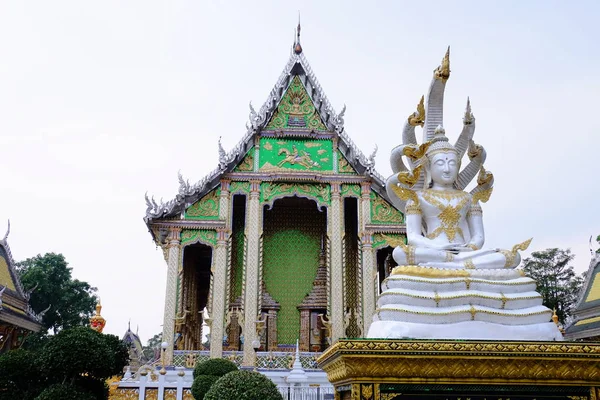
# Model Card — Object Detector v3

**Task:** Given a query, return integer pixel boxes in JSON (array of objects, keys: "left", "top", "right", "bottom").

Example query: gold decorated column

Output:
[
  {"left": 242, "top": 180, "right": 261, "bottom": 366},
  {"left": 208, "top": 179, "right": 232, "bottom": 357},
  {"left": 210, "top": 227, "right": 230, "bottom": 358},
  {"left": 329, "top": 182, "right": 344, "bottom": 342},
  {"left": 360, "top": 182, "right": 376, "bottom": 334},
  {"left": 162, "top": 227, "right": 181, "bottom": 365}
]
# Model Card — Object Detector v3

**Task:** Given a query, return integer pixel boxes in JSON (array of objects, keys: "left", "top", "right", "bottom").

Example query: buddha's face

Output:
[{"left": 429, "top": 151, "right": 459, "bottom": 186}]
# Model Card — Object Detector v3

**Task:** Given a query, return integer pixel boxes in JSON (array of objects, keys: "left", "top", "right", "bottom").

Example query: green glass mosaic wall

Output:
[
  {"left": 258, "top": 137, "right": 333, "bottom": 172},
  {"left": 262, "top": 197, "right": 326, "bottom": 346},
  {"left": 230, "top": 196, "right": 246, "bottom": 302}
]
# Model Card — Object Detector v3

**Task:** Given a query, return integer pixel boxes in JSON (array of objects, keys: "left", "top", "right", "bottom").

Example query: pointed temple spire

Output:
[{"left": 294, "top": 13, "right": 302, "bottom": 54}]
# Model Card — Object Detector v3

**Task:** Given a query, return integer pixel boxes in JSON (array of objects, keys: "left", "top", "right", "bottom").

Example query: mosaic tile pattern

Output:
[{"left": 263, "top": 198, "right": 326, "bottom": 345}]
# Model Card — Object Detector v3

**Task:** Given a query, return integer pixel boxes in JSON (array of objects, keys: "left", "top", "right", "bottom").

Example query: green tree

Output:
[
  {"left": 522, "top": 248, "right": 584, "bottom": 325},
  {"left": 142, "top": 332, "right": 162, "bottom": 361},
  {"left": 16, "top": 253, "right": 97, "bottom": 333},
  {"left": 0, "top": 327, "right": 128, "bottom": 400}
]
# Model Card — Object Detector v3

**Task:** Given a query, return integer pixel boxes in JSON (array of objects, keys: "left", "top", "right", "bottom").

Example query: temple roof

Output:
[
  {"left": 144, "top": 24, "right": 387, "bottom": 225},
  {"left": 565, "top": 253, "right": 600, "bottom": 339},
  {"left": 123, "top": 324, "right": 147, "bottom": 363},
  {"left": 0, "top": 222, "right": 42, "bottom": 332}
]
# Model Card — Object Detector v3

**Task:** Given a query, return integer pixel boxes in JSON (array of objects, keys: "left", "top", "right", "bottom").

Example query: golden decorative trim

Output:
[
  {"left": 318, "top": 339, "right": 600, "bottom": 387},
  {"left": 378, "top": 305, "right": 550, "bottom": 318},
  {"left": 464, "top": 259, "right": 476, "bottom": 269},
  {"left": 398, "top": 165, "right": 423, "bottom": 187},
  {"left": 472, "top": 187, "right": 493, "bottom": 204},
  {"left": 466, "top": 243, "right": 479, "bottom": 250},
  {"left": 408, "top": 95, "right": 425, "bottom": 127},
  {"left": 390, "top": 185, "right": 418, "bottom": 204},
  {"left": 422, "top": 190, "right": 470, "bottom": 242},
  {"left": 391, "top": 265, "right": 470, "bottom": 278},
  {"left": 445, "top": 251, "right": 454, "bottom": 262},
  {"left": 405, "top": 203, "right": 422, "bottom": 215}
]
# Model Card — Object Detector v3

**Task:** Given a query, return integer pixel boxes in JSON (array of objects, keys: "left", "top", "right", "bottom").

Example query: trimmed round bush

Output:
[
  {"left": 204, "top": 370, "right": 283, "bottom": 400},
  {"left": 35, "top": 384, "right": 95, "bottom": 400},
  {"left": 190, "top": 375, "right": 220, "bottom": 400},
  {"left": 193, "top": 358, "right": 237, "bottom": 378}
]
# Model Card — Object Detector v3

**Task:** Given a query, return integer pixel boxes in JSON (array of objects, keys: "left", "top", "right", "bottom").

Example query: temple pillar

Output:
[
  {"left": 209, "top": 227, "right": 230, "bottom": 358},
  {"left": 361, "top": 231, "right": 376, "bottom": 335},
  {"left": 299, "top": 309, "right": 310, "bottom": 351},
  {"left": 329, "top": 182, "right": 344, "bottom": 342},
  {"left": 162, "top": 227, "right": 181, "bottom": 365},
  {"left": 207, "top": 179, "right": 231, "bottom": 357},
  {"left": 267, "top": 309, "right": 278, "bottom": 351},
  {"left": 243, "top": 180, "right": 261, "bottom": 366},
  {"left": 360, "top": 182, "right": 376, "bottom": 335}
]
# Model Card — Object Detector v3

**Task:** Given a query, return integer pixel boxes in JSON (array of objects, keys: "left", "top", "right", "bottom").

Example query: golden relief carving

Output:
[
  {"left": 391, "top": 265, "right": 470, "bottom": 278},
  {"left": 361, "top": 384, "right": 374, "bottom": 400},
  {"left": 371, "top": 193, "right": 403, "bottom": 224},
  {"left": 397, "top": 165, "right": 423, "bottom": 187},
  {"left": 422, "top": 190, "right": 470, "bottom": 241},
  {"left": 472, "top": 187, "right": 493, "bottom": 204},
  {"left": 402, "top": 142, "right": 431, "bottom": 161},
  {"left": 109, "top": 389, "right": 139, "bottom": 400},
  {"left": 408, "top": 95, "right": 426, "bottom": 127},
  {"left": 390, "top": 185, "right": 418, "bottom": 204},
  {"left": 186, "top": 189, "right": 220, "bottom": 218},
  {"left": 319, "top": 340, "right": 600, "bottom": 387}
]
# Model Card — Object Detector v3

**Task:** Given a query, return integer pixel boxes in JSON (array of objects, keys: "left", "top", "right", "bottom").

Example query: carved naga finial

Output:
[
  {"left": 434, "top": 46, "right": 451, "bottom": 80},
  {"left": 408, "top": 96, "right": 425, "bottom": 127},
  {"left": 463, "top": 97, "right": 474, "bottom": 125}
]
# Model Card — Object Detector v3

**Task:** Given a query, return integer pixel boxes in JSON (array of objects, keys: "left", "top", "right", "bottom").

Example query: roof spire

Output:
[{"left": 294, "top": 12, "right": 302, "bottom": 54}]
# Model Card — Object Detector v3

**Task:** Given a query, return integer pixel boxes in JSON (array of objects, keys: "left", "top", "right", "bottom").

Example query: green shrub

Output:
[
  {"left": 193, "top": 358, "right": 237, "bottom": 378},
  {"left": 35, "top": 384, "right": 95, "bottom": 400},
  {"left": 0, "top": 349, "right": 41, "bottom": 400},
  {"left": 191, "top": 358, "right": 238, "bottom": 399},
  {"left": 204, "top": 370, "right": 283, "bottom": 400},
  {"left": 190, "top": 375, "right": 220, "bottom": 400}
]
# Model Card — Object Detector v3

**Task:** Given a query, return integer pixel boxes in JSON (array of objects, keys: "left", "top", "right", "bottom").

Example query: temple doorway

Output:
[
  {"left": 262, "top": 196, "right": 327, "bottom": 350},
  {"left": 179, "top": 243, "right": 212, "bottom": 350}
]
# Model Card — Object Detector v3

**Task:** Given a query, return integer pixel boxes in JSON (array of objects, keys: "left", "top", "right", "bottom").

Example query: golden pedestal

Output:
[{"left": 318, "top": 339, "right": 600, "bottom": 400}]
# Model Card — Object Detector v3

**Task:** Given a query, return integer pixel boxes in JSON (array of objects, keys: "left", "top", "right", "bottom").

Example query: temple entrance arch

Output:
[
  {"left": 262, "top": 196, "right": 327, "bottom": 350},
  {"left": 179, "top": 243, "right": 212, "bottom": 350}
]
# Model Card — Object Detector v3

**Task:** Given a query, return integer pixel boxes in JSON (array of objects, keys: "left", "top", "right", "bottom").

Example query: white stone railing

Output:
[{"left": 277, "top": 385, "right": 336, "bottom": 400}]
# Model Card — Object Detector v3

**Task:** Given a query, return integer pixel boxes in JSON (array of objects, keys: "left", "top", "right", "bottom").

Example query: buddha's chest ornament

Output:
[{"left": 421, "top": 190, "right": 470, "bottom": 241}]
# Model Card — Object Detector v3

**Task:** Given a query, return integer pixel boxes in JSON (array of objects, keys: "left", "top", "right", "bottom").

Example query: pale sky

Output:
[{"left": 1, "top": 1, "right": 599, "bottom": 343}]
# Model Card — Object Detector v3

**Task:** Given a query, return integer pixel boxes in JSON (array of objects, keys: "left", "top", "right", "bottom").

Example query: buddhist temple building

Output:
[
  {"left": 565, "top": 252, "right": 600, "bottom": 340},
  {"left": 0, "top": 223, "right": 42, "bottom": 352},
  {"left": 144, "top": 23, "right": 405, "bottom": 366},
  {"left": 122, "top": 323, "right": 148, "bottom": 371}
]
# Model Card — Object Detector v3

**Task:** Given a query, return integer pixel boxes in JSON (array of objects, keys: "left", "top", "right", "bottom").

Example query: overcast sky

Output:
[{"left": 1, "top": 1, "right": 599, "bottom": 342}]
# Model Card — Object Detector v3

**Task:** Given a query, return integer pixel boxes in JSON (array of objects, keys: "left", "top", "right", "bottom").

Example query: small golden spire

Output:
[
  {"left": 90, "top": 299, "right": 106, "bottom": 333},
  {"left": 552, "top": 308, "right": 559, "bottom": 325}
]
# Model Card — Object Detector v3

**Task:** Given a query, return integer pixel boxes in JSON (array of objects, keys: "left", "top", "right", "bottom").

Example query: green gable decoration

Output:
[
  {"left": 229, "top": 181, "right": 251, "bottom": 194},
  {"left": 233, "top": 149, "right": 255, "bottom": 172},
  {"left": 185, "top": 188, "right": 220, "bottom": 220},
  {"left": 341, "top": 184, "right": 361, "bottom": 198},
  {"left": 258, "top": 137, "right": 333, "bottom": 172},
  {"left": 370, "top": 192, "right": 404, "bottom": 225},
  {"left": 181, "top": 229, "right": 218, "bottom": 248},
  {"left": 338, "top": 151, "right": 358, "bottom": 174},
  {"left": 261, "top": 182, "right": 330, "bottom": 208},
  {"left": 265, "top": 76, "right": 327, "bottom": 131}
]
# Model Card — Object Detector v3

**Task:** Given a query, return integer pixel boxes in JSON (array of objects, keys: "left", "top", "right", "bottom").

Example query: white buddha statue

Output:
[
  {"left": 392, "top": 125, "right": 529, "bottom": 272},
  {"left": 367, "top": 49, "right": 562, "bottom": 340}
]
